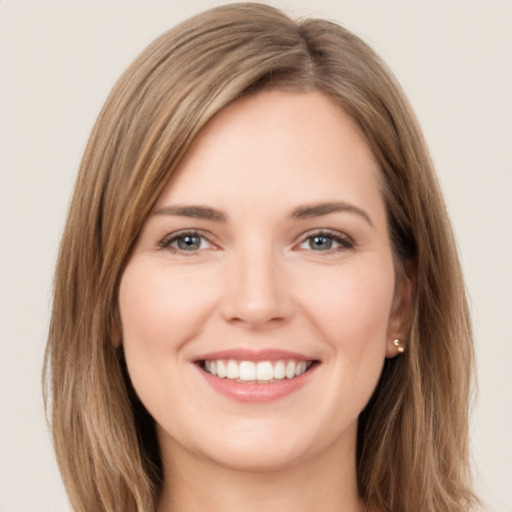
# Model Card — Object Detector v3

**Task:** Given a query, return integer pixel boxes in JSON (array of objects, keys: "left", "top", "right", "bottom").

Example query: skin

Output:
[{"left": 118, "top": 90, "right": 411, "bottom": 512}]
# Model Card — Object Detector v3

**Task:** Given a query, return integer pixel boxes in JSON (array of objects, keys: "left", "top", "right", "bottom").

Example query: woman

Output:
[{"left": 44, "top": 3, "right": 478, "bottom": 511}]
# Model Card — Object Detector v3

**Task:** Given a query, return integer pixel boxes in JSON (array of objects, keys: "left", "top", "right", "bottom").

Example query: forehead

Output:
[{"left": 156, "top": 90, "right": 385, "bottom": 225}]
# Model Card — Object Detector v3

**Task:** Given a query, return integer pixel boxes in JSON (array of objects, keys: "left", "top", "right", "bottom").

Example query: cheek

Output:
[
  {"left": 118, "top": 260, "right": 217, "bottom": 353},
  {"left": 299, "top": 259, "right": 395, "bottom": 417},
  {"left": 117, "top": 261, "right": 224, "bottom": 432},
  {"left": 297, "top": 260, "right": 395, "bottom": 354},
  {"left": 118, "top": 260, "right": 219, "bottom": 423}
]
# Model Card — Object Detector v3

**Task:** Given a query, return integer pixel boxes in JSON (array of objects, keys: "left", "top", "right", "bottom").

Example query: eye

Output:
[
  {"left": 159, "top": 230, "right": 213, "bottom": 253},
  {"left": 298, "top": 230, "right": 354, "bottom": 252}
]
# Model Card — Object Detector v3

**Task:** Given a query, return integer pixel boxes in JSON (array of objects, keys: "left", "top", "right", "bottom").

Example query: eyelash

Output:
[
  {"left": 158, "top": 229, "right": 355, "bottom": 255},
  {"left": 298, "top": 229, "right": 355, "bottom": 254},
  {"left": 159, "top": 229, "right": 213, "bottom": 256}
]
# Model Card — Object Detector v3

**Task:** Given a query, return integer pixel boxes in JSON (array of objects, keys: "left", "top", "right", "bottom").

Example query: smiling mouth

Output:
[{"left": 198, "top": 359, "right": 318, "bottom": 383}]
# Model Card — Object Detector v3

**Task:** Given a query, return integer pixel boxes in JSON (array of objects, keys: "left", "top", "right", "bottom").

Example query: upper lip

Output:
[{"left": 192, "top": 348, "right": 318, "bottom": 362}]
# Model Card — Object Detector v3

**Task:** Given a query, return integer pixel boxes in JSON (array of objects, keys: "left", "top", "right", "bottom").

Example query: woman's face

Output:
[{"left": 119, "top": 90, "right": 409, "bottom": 472}]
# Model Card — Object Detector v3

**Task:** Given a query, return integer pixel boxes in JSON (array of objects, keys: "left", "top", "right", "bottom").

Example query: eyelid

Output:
[
  {"left": 157, "top": 228, "right": 354, "bottom": 255},
  {"left": 295, "top": 228, "right": 355, "bottom": 252},
  {"left": 159, "top": 229, "right": 217, "bottom": 254}
]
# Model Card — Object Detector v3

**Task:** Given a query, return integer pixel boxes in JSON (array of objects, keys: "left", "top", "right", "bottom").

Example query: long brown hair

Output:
[{"left": 44, "top": 3, "right": 478, "bottom": 511}]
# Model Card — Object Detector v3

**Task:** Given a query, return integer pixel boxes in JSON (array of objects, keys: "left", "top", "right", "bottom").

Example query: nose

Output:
[{"left": 221, "top": 245, "right": 294, "bottom": 329}]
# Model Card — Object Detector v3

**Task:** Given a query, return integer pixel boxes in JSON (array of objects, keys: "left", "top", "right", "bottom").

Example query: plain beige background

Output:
[{"left": 0, "top": 1, "right": 511, "bottom": 511}]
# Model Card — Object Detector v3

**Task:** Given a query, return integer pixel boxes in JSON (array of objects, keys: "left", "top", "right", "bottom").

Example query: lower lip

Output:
[{"left": 196, "top": 364, "right": 317, "bottom": 403}]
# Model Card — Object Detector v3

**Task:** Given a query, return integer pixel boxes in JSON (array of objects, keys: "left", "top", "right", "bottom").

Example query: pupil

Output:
[
  {"left": 312, "top": 236, "right": 332, "bottom": 250},
  {"left": 178, "top": 236, "right": 200, "bottom": 250}
]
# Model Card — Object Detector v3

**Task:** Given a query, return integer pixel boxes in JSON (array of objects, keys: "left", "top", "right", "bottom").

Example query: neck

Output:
[{"left": 157, "top": 428, "right": 365, "bottom": 512}]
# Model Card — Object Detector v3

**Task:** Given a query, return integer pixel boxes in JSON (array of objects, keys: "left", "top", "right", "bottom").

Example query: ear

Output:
[{"left": 385, "top": 260, "right": 416, "bottom": 358}]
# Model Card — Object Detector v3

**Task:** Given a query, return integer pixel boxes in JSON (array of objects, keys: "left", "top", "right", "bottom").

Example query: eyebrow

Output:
[
  {"left": 151, "top": 205, "right": 227, "bottom": 222},
  {"left": 151, "top": 201, "right": 373, "bottom": 226},
  {"left": 289, "top": 201, "right": 373, "bottom": 227}
]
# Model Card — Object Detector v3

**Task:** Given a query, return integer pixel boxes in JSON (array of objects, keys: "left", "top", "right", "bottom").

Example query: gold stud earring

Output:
[{"left": 393, "top": 338, "right": 405, "bottom": 354}]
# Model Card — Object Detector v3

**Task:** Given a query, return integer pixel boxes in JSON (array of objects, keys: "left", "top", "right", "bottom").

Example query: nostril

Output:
[{"left": 227, "top": 315, "right": 288, "bottom": 330}]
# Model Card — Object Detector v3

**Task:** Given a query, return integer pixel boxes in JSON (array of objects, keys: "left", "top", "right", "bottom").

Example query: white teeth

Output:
[
  {"left": 285, "top": 361, "right": 296, "bottom": 379},
  {"left": 202, "top": 359, "right": 313, "bottom": 381},
  {"left": 226, "top": 360, "right": 239, "bottom": 379},
  {"left": 239, "top": 361, "right": 256, "bottom": 381},
  {"left": 274, "top": 360, "right": 286, "bottom": 379},
  {"left": 295, "top": 361, "right": 307, "bottom": 376},
  {"left": 256, "top": 361, "right": 273, "bottom": 381},
  {"left": 216, "top": 360, "right": 226, "bottom": 378}
]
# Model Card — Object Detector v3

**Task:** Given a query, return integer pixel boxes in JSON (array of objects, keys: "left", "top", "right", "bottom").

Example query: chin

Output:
[
  {"left": 203, "top": 438, "right": 313, "bottom": 473},
  {"left": 159, "top": 413, "right": 358, "bottom": 475}
]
